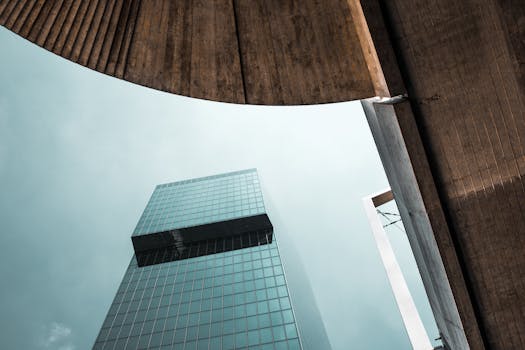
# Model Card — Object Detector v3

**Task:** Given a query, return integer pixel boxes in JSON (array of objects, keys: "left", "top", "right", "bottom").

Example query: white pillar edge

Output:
[{"left": 363, "top": 188, "right": 434, "bottom": 350}]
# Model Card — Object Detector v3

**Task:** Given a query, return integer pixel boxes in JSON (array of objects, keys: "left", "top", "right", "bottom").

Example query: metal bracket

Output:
[{"left": 373, "top": 94, "right": 408, "bottom": 105}]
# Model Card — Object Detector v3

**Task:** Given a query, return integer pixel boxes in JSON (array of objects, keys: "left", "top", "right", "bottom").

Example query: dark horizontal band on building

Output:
[
  {"left": 132, "top": 213, "right": 273, "bottom": 256},
  {"left": 136, "top": 229, "right": 274, "bottom": 267}
]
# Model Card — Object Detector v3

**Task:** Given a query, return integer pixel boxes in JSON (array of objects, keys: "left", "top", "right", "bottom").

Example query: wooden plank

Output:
[
  {"left": 18, "top": 0, "right": 45, "bottom": 38},
  {"left": 26, "top": 0, "right": 54, "bottom": 43},
  {"left": 234, "top": 0, "right": 374, "bottom": 104},
  {"left": 4, "top": 0, "right": 28, "bottom": 29},
  {"left": 70, "top": 0, "right": 99, "bottom": 62},
  {"left": 372, "top": 190, "right": 394, "bottom": 207},
  {"left": 104, "top": 0, "right": 133, "bottom": 75},
  {"left": 51, "top": 0, "right": 81, "bottom": 53},
  {"left": 114, "top": 0, "right": 140, "bottom": 78},
  {"left": 86, "top": 0, "right": 116, "bottom": 69},
  {"left": 11, "top": 0, "right": 36, "bottom": 33},
  {"left": 213, "top": 0, "right": 245, "bottom": 103},
  {"left": 119, "top": 0, "right": 150, "bottom": 83},
  {"left": 0, "top": 0, "right": 17, "bottom": 24},
  {"left": 35, "top": 0, "right": 65, "bottom": 47},
  {"left": 232, "top": 0, "right": 281, "bottom": 104},
  {"left": 189, "top": 0, "right": 244, "bottom": 102},
  {"left": 43, "top": 0, "right": 73, "bottom": 48},
  {"left": 60, "top": 0, "right": 89, "bottom": 58},
  {"left": 0, "top": 1, "right": 10, "bottom": 20},
  {"left": 77, "top": 0, "right": 107, "bottom": 65},
  {"left": 94, "top": 0, "right": 123, "bottom": 71},
  {"left": 157, "top": 0, "right": 181, "bottom": 93},
  {"left": 43, "top": 0, "right": 74, "bottom": 49}
]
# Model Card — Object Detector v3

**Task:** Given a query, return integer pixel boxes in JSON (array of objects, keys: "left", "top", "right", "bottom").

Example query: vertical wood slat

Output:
[
  {"left": 177, "top": 0, "right": 193, "bottom": 96},
  {"left": 79, "top": 0, "right": 111, "bottom": 69},
  {"left": 17, "top": 0, "right": 45, "bottom": 38},
  {"left": 214, "top": 0, "right": 245, "bottom": 103},
  {"left": 43, "top": 0, "right": 74, "bottom": 49},
  {"left": 191, "top": 0, "right": 219, "bottom": 100},
  {"left": 78, "top": 0, "right": 108, "bottom": 66},
  {"left": 35, "top": 0, "right": 65, "bottom": 46},
  {"left": 147, "top": 0, "right": 171, "bottom": 88},
  {"left": 121, "top": 0, "right": 156, "bottom": 86},
  {"left": 60, "top": 0, "right": 89, "bottom": 58},
  {"left": 94, "top": 0, "right": 124, "bottom": 72},
  {"left": 86, "top": 0, "right": 117, "bottom": 69},
  {"left": 70, "top": 0, "right": 99, "bottom": 62},
  {"left": 104, "top": 0, "right": 133, "bottom": 75},
  {"left": 234, "top": 0, "right": 281, "bottom": 104},
  {"left": 114, "top": 0, "right": 140, "bottom": 79},
  {"left": 11, "top": 0, "right": 36, "bottom": 33},
  {"left": 4, "top": 0, "right": 28, "bottom": 28},
  {"left": 0, "top": 2, "right": 11, "bottom": 19},
  {"left": 151, "top": 0, "right": 173, "bottom": 91},
  {"left": 51, "top": 0, "right": 81, "bottom": 53},
  {"left": 27, "top": 1, "right": 54, "bottom": 42},
  {"left": 0, "top": 0, "right": 17, "bottom": 24}
]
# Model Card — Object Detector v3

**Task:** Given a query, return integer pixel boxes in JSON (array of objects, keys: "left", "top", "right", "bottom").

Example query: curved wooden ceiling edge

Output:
[{"left": 0, "top": 0, "right": 377, "bottom": 105}]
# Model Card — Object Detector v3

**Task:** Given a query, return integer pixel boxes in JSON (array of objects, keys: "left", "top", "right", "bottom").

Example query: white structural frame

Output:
[{"left": 363, "top": 188, "right": 434, "bottom": 350}]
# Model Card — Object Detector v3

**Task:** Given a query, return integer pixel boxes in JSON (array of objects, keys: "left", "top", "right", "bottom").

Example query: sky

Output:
[{"left": 0, "top": 27, "right": 438, "bottom": 350}]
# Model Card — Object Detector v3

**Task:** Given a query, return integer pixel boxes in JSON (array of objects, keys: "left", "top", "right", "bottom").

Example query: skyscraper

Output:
[{"left": 93, "top": 169, "right": 304, "bottom": 349}]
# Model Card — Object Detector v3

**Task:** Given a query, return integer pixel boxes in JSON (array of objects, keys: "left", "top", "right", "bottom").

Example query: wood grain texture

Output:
[
  {"left": 0, "top": 0, "right": 375, "bottom": 104},
  {"left": 363, "top": 0, "right": 525, "bottom": 348},
  {"left": 233, "top": 0, "right": 374, "bottom": 104}
]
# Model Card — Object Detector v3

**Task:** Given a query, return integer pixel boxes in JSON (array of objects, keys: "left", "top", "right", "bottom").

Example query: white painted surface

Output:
[{"left": 363, "top": 189, "right": 433, "bottom": 350}]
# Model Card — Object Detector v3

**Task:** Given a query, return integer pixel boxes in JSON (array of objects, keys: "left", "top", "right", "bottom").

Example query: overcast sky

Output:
[{"left": 0, "top": 27, "right": 438, "bottom": 350}]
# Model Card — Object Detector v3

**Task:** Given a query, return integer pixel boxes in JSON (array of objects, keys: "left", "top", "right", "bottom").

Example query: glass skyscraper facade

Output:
[{"left": 93, "top": 169, "right": 303, "bottom": 350}]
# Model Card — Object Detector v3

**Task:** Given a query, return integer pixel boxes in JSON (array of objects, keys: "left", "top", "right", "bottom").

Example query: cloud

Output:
[{"left": 41, "top": 322, "right": 75, "bottom": 350}]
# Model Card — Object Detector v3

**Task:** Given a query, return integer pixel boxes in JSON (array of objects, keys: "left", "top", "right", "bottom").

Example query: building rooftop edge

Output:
[{"left": 155, "top": 168, "right": 258, "bottom": 188}]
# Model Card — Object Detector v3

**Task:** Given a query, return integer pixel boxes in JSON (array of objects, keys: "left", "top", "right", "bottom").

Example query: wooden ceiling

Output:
[{"left": 0, "top": 0, "right": 377, "bottom": 105}]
